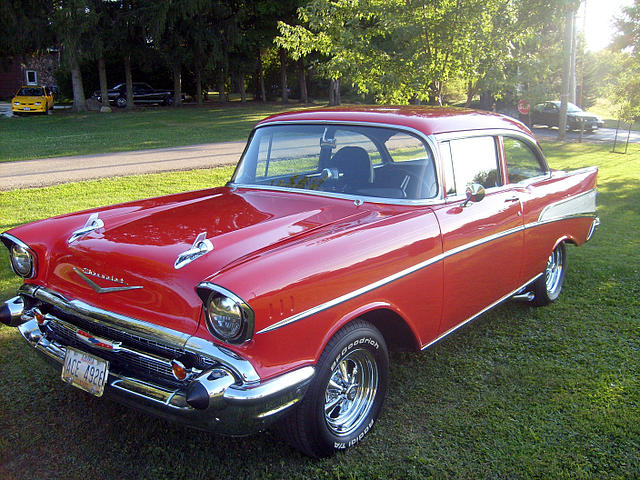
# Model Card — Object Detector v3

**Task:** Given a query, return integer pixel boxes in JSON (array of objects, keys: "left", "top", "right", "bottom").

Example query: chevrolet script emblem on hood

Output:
[{"left": 74, "top": 267, "right": 143, "bottom": 293}]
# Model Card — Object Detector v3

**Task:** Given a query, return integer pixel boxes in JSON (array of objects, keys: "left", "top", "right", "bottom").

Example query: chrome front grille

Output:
[
  {"left": 45, "top": 318, "right": 175, "bottom": 378},
  {"left": 32, "top": 305, "right": 218, "bottom": 388}
]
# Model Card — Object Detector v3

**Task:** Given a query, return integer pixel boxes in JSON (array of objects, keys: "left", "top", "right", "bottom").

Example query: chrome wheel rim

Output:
[
  {"left": 545, "top": 247, "right": 565, "bottom": 296},
  {"left": 324, "top": 348, "right": 378, "bottom": 437}
]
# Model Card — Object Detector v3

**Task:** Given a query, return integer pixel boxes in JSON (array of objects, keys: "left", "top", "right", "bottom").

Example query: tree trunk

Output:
[
  {"left": 329, "top": 78, "right": 340, "bottom": 106},
  {"left": 257, "top": 53, "right": 266, "bottom": 103},
  {"left": 98, "top": 56, "right": 110, "bottom": 112},
  {"left": 124, "top": 55, "right": 135, "bottom": 109},
  {"left": 196, "top": 70, "right": 202, "bottom": 106},
  {"left": 217, "top": 66, "right": 226, "bottom": 102},
  {"left": 239, "top": 73, "right": 246, "bottom": 103},
  {"left": 465, "top": 80, "right": 477, "bottom": 108},
  {"left": 70, "top": 55, "right": 87, "bottom": 113},
  {"left": 173, "top": 67, "right": 182, "bottom": 107},
  {"left": 280, "top": 48, "right": 288, "bottom": 104},
  {"left": 298, "top": 59, "right": 308, "bottom": 103},
  {"left": 559, "top": 9, "right": 574, "bottom": 140}
]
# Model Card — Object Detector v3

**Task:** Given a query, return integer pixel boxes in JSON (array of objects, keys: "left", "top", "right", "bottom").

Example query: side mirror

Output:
[{"left": 462, "top": 183, "right": 485, "bottom": 207}]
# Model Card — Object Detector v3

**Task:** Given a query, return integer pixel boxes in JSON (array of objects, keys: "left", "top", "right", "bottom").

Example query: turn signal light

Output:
[
  {"left": 34, "top": 308, "right": 45, "bottom": 325},
  {"left": 171, "top": 360, "right": 188, "bottom": 380}
]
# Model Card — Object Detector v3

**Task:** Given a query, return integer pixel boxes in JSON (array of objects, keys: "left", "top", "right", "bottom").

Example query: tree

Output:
[
  {"left": 52, "top": 0, "right": 98, "bottom": 112},
  {"left": 610, "top": 1, "right": 640, "bottom": 123}
]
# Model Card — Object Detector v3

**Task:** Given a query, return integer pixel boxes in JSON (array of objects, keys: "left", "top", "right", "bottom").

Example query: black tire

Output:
[
  {"left": 278, "top": 319, "right": 389, "bottom": 457},
  {"left": 164, "top": 95, "right": 174, "bottom": 106},
  {"left": 44, "top": 104, "right": 49, "bottom": 115},
  {"left": 532, "top": 242, "right": 567, "bottom": 306},
  {"left": 115, "top": 96, "right": 127, "bottom": 108}
]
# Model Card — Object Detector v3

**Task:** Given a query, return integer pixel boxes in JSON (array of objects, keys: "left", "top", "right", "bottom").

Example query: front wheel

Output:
[
  {"left": 115, "top": 96, "right": 127, "bottom": 108},
  {"left": 278, "top": 320, "right": 389, "bottom": 457},
  {"left": 533, "top": 242, "right": 567, "bottom": 306}
]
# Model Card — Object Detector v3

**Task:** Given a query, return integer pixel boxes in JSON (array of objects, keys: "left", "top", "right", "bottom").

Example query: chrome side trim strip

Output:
[
  {"left": 257, "top": 224, "right": 525, "bottom": 335},
  {"left": 257, "top": 209, "right": 594, "bottom": 335},
  {"left": 420, "top": 273, "right": 543, "bottom": 351},
  {"left": 18, "top": 284, "right": 261, "bottom": 384}
]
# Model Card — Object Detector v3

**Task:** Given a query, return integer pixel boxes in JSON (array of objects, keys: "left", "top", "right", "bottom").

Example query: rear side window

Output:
[
  {"left": 503, "top": 137, "right": 546, "bottom": 183},
  {"left": 447, "top": 136, "right": 500, "bottom": 194}
]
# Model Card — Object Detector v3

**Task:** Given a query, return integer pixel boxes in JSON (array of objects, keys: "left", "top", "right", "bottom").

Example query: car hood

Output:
[
  {"left": 568, "top": 111, "right": 599, "bottom": 120},
  {"left": 9, "top": 187, "right": 369, "bottom": 335},
  {"left": 13, "top": 96, "right": 46, "bottom": 102}
]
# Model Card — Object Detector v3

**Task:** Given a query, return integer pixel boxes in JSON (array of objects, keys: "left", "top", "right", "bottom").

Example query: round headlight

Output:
[
  {"left": 10, "top": 244, "right": 34, "bottom": 278},
  {"left": 207, "top": 294, "right": 244, "bottom": 340}
]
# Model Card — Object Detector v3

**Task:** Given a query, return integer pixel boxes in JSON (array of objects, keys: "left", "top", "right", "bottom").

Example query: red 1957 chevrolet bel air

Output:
[{"left": 0, "top": 107, "right": 598, "bottom": 457}]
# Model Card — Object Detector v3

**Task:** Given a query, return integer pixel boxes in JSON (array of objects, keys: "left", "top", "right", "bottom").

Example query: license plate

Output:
[
  {"left": 24, "top": 107, "right": 30, "bottom": 111},
  {"left": 62, "top": 347, "right": 109, "bottom": 397}
]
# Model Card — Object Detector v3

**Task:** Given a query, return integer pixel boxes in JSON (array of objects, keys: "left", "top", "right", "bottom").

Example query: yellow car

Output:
[{"left": 12, "top": 86, "right": 54, "bottom": 115}]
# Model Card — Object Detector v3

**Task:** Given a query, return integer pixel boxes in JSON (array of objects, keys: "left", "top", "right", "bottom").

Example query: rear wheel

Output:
[
  {"left": 278, "top": 320, "right": 388, "bottom": 457},
  {"left": 115, "top": 96, "right": 127, "bottom": 108},
  {"left": 533, "top": 242, "right": 567, "bottom": 306}
]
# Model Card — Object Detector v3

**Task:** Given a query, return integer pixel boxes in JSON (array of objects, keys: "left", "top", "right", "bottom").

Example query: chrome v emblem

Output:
[{"left": 73, "top": 267, "right": 143, "bottom": 293}]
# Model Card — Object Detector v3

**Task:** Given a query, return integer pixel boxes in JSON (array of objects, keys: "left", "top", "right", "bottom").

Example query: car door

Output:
[
  {"left": 434, "top": 135, "right": 524, "bottom": 334},
  {"left": 541, "top": 103, "right": 559, "bottom": 127}
]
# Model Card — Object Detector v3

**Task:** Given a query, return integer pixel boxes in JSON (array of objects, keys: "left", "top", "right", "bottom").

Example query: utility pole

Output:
[{"left": 559, "top": 8, "right": 575, "bottom": 140}]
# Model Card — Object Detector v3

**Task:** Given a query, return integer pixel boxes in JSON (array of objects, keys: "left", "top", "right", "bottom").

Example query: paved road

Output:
[
  {"left": 0, "top": 141, "right": 245, "bottom": 190},
  {"left": 532, "top": 126, "right": 640, "bottom": 144}
]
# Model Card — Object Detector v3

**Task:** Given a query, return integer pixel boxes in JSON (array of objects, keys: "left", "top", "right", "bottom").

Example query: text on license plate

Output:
[
  {"left": 62, "top": 347, "right": 109, "bottom": 397},
  {"left": 24, "top": 107, "right": 30, "bottom": 111}
]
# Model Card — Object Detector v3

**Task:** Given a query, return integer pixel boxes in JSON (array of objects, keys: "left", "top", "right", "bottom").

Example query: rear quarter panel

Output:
[{"left": 520, "top": 167, "right": 598, "bottom": 281}]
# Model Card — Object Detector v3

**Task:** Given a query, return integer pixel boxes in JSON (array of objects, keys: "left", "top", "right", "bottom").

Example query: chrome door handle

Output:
[{"left": 505, "top": 196, "right": 519, "bottom": 203}]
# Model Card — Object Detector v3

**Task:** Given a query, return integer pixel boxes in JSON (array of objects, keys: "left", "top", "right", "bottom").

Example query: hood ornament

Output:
[
  {"left": 68, "top": 213, "right": 104, "bottom": 244},
  {"left": 174, "top": 232, "right": 213, "bottom": 269},
  {"left": 74, "top": 267, "right": 143, "bottom": 294}
]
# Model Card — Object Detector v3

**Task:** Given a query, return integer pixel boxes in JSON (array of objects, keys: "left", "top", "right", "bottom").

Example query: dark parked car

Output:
[
  {"left": 532, "top": 101, "right": 604, "bottom": 132},
  {"left": 94, "top": 82, "right": 180, "bottom": 108}
]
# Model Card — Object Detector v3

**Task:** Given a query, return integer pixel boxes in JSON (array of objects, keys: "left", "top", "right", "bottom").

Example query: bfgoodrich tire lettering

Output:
[{"left": 278, "top": 319, "right": 389, "bottom": 457}]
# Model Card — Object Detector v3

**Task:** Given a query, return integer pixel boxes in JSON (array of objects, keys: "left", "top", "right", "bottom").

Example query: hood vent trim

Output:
[
  {"left": 68, "top": 213, "right": 104, "bottom": 244},
  {"left": 174, "top": 232, "right": 214, "bottom": 270}
]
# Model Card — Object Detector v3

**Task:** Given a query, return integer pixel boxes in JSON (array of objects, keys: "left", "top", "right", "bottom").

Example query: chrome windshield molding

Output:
[
  {"left": 421, "top": 273, "right": 543, "bottom": 351},
  {"left": 17, "top": 284, "right": 260, "bottom": 384},
  {"left": 228, "top": 183, "right": 444, "bottom": 207},
  {"left": 257, "top": 224, "right": 527, "bottom": 335},
  {"left": 68, "top": 213, "right": 104, "bottom": 244},
  {"left": 73, "top": 267, "right": 143, "bottom": 294},
  {"left": 174, "top": 232, "right": 214, "bottom": 270},
  {"left": 232, "top": 120, "right": 446, "bottom": 205},
  {"left": 538, "top": 189, "right": 597, "bottom": 223}
]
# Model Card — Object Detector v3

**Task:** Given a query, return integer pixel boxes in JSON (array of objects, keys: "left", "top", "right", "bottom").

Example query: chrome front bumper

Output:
[{"left": 2, "top": 288, "right": 314, "bottom": 435}]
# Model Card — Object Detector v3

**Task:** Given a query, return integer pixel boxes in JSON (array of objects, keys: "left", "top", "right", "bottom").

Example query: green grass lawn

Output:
[
  {"left": 0, "top": 142, "right": 638, "bottom": 479},
  {"left": 0, "top": 104, "right": 299, "bottom": 162}
]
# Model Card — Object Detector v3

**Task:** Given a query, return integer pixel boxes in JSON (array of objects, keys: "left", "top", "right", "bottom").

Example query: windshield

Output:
[
  {"left": 17, "top": 87, "right": 44, "bottom": 96},
  {"left": 567, "top": 103, "right": 583, "bottom": 113},
  {"left": 232, "top": 124, "right": 437, "bottom": 200}
]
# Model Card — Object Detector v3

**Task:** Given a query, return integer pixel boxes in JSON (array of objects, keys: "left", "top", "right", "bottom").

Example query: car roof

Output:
[{"left": 257, "top": 106, "right": 532, "bottom": 137}]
